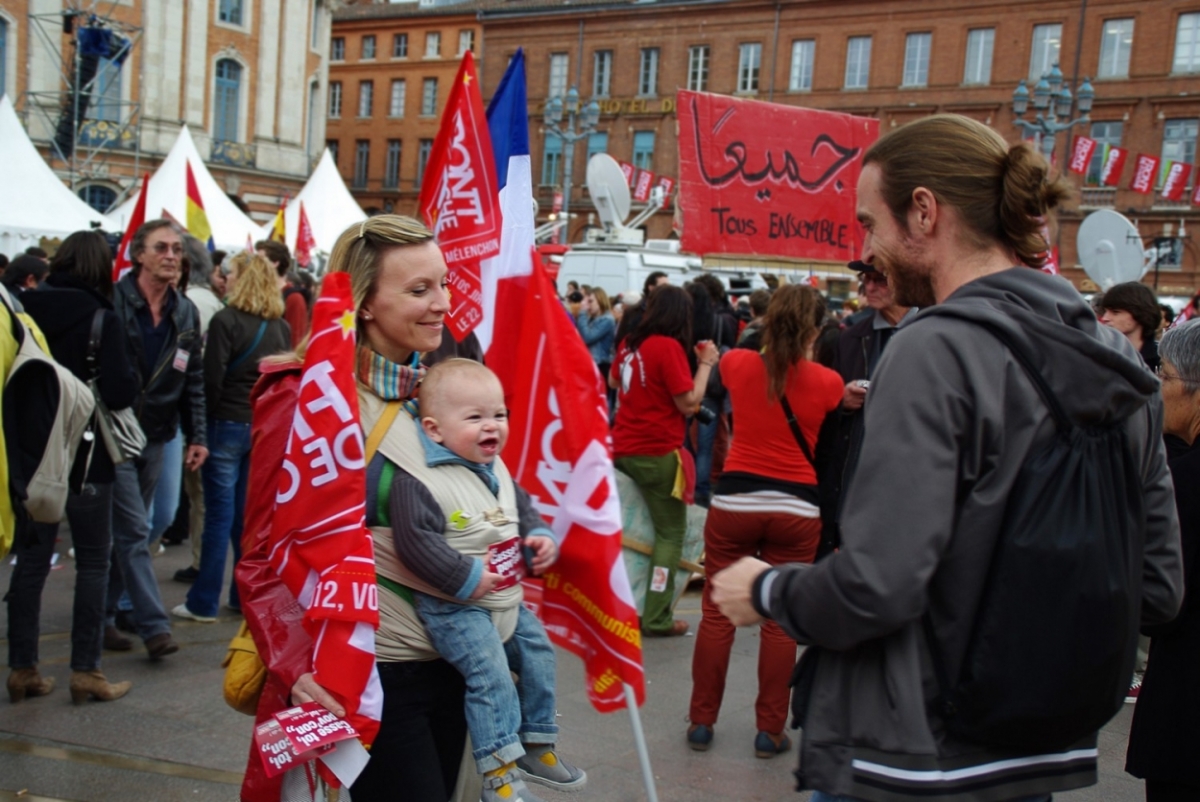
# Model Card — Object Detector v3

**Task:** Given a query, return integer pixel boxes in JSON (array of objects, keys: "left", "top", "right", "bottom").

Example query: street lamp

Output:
[
  {"left": 543, "top": 85, "right": 601, "bottom": 243},
  {"left": 1012, "top": 63, "right": 1095, "bottom": 164}
]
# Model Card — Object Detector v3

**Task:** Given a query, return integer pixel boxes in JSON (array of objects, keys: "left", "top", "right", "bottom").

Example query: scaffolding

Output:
[{"left": 22, "top": 1, "right": 142, "bottom": 213}]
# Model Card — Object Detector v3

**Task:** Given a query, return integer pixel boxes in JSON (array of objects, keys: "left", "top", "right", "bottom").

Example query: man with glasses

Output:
[{"left": 109, "top": 220, "right": 208, "bottom": 659}]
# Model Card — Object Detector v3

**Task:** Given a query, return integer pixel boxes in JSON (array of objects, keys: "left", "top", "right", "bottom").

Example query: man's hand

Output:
[
  {"left": 291, "top": 672, "right": 345, "bottom": 717},
  {"left": 185, "top": 444, "right": 209, "bottom": 472},
  {"left": 469, "top": 571, "right": 503, "bottom": 600},
  {"left": 524, "top": 535, "right": 558, "bottom": 575},
  {"left": 842, "top": 381, "right": 868, "bottom": 411},
  {"left": 712, "top": 556, "right": 772, "bottom": 626}
]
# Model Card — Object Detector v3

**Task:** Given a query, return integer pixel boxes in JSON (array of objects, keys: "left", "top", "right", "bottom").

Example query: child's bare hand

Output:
[
  {"left": 524, "top": 535, "right": 558, "bottom": 575},
  {"left": 470, "top": 571, "right": 503, "bottom": 600}
]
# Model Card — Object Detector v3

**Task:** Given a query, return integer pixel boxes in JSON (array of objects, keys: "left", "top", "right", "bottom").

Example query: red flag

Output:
[
  {"left": 1190, "top": 181, "right": 1200, "bottom": 206},
  {"left": 657, "top": 176, "right": 675, "bottom": 202},
  {"left": 294, "top": 202, "right": 317, "bottom": 268},
  {"left": 267, "top": 272, "right": 382, "bottom": 749},
  {"left": 633, "top": 169, "right": 656, "bottom": 203},
  {"left": 1067, "top": 136, "right": 1097, "bottom": 176},
  {"left": 1100, "top": 146, "right": 1128, "bottom": 187},
  {"left": 1162, "top": 162, "right": 1192, "bottom": 201},
  {"left": 1130, "top": 154, "right": 1160, "bottom": 194},
  {"left": 618, "top": 161, "right": 636, "bottom": 187},
  {"left": 113, "top": 173, "right": 149, "bottom": 283},
  {"left": 507, "top": 249, "right": 646, "bottom": 712},
  {"left": 418, "top": 51, "right": 500, "bottom": 342}
]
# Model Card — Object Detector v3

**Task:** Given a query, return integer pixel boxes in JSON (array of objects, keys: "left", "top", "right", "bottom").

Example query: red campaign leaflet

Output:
[
  {"left": 1162, "top": 162, "right": 1192, "bottom": 201},
  {"left": 618, "top": 161, "right": 636, "bottom": 187},
  {"left": 487, "top": 535, "right": 527, "bottom": 591},
  {"left": 1130, "top": 154, "right": 1160, "bottom": 194},
  {"left": 418, "top": 51, "right": 500, "bottom": 341},
  {"left": 677, "top": 90, "right": 879, "bottom": 261},
  {"left": 657, "top": 176, "right": 675, "bottom": 201},
  {"left": 1100, "top": 146, "right": 1129, "bottom": 187},
  {"left": 255, "top": 703, "right": 360, "bottom": 778},
  {"left": 633, "top": 169, "right": 656, "bottom": 202},
  {"left": 506, "top": 248, "right": 645, "bottom": 713},
  {"left": 1067, "top": 136, "right": 1097, "bottom": 176}
]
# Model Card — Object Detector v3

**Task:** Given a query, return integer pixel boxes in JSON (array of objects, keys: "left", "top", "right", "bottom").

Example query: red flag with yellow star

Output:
[{"left": 418, "top": 51, "right": 500, "bottom": 341}]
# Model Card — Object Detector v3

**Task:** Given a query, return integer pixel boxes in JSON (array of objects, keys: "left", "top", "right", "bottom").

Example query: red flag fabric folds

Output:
[
  {"left": 1067, "top": 136, "right": 1096, "bottom": 176},
  {"left": 1100, "top": 146, "right": 1128, "bottom": 187},
  {"left": 113, "top": 173, "right": 149, "bottom": 283},
  {"left": 1130, "top": 154, "right": 1160, "bottom": 194},
  {"left": 1162, "top": 162, "right": 1192, "bottom": 201}
]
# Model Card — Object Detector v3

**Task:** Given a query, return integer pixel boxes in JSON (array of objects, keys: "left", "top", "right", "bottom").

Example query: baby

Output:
[{"left": 392, "top": 358, "right": 586, "bottom": 802}]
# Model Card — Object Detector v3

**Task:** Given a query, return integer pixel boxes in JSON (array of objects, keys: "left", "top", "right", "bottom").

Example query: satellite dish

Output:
[
  {"left": 1076, "top": 209, "right": 1151, "bottom": 290},
  {"left": 587, "top": 154, "right": 631, "bottom": 229}
]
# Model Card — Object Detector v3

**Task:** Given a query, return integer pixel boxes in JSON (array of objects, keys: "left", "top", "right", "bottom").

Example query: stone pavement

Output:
[{"left": 1, "top": 533, "right": 1145, "bottom": 802}]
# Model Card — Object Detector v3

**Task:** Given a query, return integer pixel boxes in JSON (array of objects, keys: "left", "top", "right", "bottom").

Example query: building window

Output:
[
  {"left": 354, "top": 140, "right": 370, "bottom": 188},
  {"left": 963, "top": 28, "right": 994, "bottom": 85},
  {"left": 639, "top": 48, "right": 659, "bottom": 97},
  {"left": 331, "top": 37, "right": 345, "bottom": 61},
  {"left": 587, "top": 131, "right": 608, "bottom": 162},
  {"left": 1098, "top": 19, "right": 1133, "bottom": 79},
  {"left": 328, "top": 81, "right": 342, "bottom": 118},
  {"left": 384, "top": 140, "right": 401, "bottom": 189},
  {"left": 389, "top": 79, "right": 406, "bottom": 118},
  {"left": 425, "top": 32, "right": 441, "bottom": 59},
  {"left": 845, "top": 36, "right": 871, "bottom": 89},
  {"left": 549, "top": 53, "right": 569, "bottom": 99},
  {"left": 1029, "top": 23, "right": 1062, "bottom": 81},
  {"left": 458, "top": 29, "right": 474, "bottom": 56},
  {"left": 362, "top": 35, "right": 376, "bottom": 61},
  {"left": 903, "top": 32, "right": 931, "bottom": 87},
  {"left": 688, "top": 45, "right": 710, "bottom": 92},
  {"left": 214, "top": 59, "right": 242, "bottom": 142},
  {"left": 633, "top": 130, "right": 655, "bottom": 171},
  {"left": 738, "top": 43, "right": 762, "bottom": 94},
  {"left": 542, "top": 135, "right": 562, "bottom": 186},
  {"left": 1086, "top": 121, "right": 1122, "bottom": 185},
  {"left": 417, "top": 139, "right": 433, "bottom": 187},
  {"left": 327, "top": 140, "right": 339, "bottom": 167},
  {"left": 78, "top": 185, "right": 116, "bottom": 214},
  {"left": 593, "top": 50, "right": 613, "bottom": 98},
  {"left": 358, "top": 80, "right": 373, "bottom": 118},
  {"left": 392, "top": 34, "right": 408, "bottom": 59},
  {"left": 218, "top": 0, "right": 242, "bottom": 26},
  {"left": 421, "top": 78, "right": 437, "bottom": 116},
  {"left": 1162, "top": 119, "right": 1198, "bottom": 184},
  {"left": 789, "top": 40, "right": 814, "bottom": 91},
  {"left": 89, "top": 57, "right": 122, "bottom": 122},
  {"left": 1177, "top": 13, "right": 1200, "bottom": 73}
]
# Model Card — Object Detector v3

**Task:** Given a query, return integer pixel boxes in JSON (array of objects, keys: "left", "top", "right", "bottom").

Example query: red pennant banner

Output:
[
  {"left": 633, "top": 168, "right": 656, "bottom": 203},
  {"left": 295, "top": 202, "right": 317, "bottom": 268},
  {"left": 1100, "top": 146, "right": 1128, "bottom": 187},
  {"left": 1162, "top": 162, "right": 1192, "bottom": 201},
  {"left": 419, "top": 51, "right": 500, "bottom": 341},
  {"left": 618, "top": 161, "right": 636, "bottom": 187},
  {"left": 113, "top": 173, "right": 149, "bottom": 283},
  {"left": 657, "top": 176, "right": 675, "bottom": 201},
  {"left": 1130, "top": 154, "right": 1160, "bottom": 195},
  {"left": 1190, "top": 181, "right": 1200, "bottom": 206},
  {"left": 1067, "top": 136, "right": 1097, "bottom": 176}
]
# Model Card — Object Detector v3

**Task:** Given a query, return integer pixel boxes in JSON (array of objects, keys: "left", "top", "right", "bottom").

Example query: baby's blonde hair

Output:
[{"left": 419, "top": 358, "right": 500, "bottom": 419}]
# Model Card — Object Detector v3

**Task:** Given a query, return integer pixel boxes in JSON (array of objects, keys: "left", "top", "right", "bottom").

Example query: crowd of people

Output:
[{"left": 2, "top": 110, "right": 1199, "bottom": 802}]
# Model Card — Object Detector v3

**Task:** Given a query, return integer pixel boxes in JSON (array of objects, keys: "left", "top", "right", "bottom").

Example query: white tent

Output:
[
  {"left": 0, "top": 95, "right": 116, "bottom": 257},
  {"left": 257, "top": 149, "right": 365, "bottom": 256},
  {"left": 111, "top": 125, "right": 260, "bottom": 250}
]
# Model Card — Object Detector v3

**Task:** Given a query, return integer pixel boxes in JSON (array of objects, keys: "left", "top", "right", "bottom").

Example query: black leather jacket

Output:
[{"left": 113, "top": 273, "right": 207, "bottom": 446}]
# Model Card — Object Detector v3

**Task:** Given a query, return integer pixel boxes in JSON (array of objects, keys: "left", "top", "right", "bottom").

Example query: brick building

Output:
[{"left": 0, "top": 0, "right": 332, "bottom": 225}]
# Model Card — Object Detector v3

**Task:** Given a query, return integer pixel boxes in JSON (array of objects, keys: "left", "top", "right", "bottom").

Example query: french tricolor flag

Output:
[{"left": 478, "top": 49, "right": 536, "bottom": 389}]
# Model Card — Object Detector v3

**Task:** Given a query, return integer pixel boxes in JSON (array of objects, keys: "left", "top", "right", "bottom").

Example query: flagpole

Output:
[{"left": 623, "top": 683, "right": 659, "bottom": 802}]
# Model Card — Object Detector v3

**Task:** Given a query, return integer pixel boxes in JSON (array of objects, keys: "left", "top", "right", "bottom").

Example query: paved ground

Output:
[{"left": 1, "top": 532, "right": 1147, "bottom": 802}]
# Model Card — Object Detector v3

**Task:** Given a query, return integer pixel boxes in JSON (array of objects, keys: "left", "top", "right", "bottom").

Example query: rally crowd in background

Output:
[{"left": 2, "top": 114, "right": 1200, "bottom": 802}]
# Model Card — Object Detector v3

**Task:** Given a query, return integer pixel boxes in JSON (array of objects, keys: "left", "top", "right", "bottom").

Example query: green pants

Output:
[{"left": 616, "top": 453, "right": 686, "bottom": 633}]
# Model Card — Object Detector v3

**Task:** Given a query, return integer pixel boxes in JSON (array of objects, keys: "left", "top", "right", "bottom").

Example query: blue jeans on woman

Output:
[{"left": 185, "top": 419, "right": 250, "bottom": 617}]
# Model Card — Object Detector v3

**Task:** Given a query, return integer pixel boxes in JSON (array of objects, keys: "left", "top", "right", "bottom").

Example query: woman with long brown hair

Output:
[{"left": 686, "top": 283, "right": 843, "bottom": 756}]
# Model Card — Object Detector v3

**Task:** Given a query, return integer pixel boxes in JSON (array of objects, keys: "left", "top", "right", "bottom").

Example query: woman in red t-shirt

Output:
[
  {"left": 687, "top": 284, "right": 843, "bottom": 756},
  {"left": 609, "top": 285, "right": 719, "bottom": 637}
]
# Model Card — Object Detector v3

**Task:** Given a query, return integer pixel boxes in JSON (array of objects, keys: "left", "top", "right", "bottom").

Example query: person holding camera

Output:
[
  {"left": 686, "top": 284, "right": 843, "bottom": 756},
  {"left": 610, "top": 285, "right": 718, "bottom": 637}
]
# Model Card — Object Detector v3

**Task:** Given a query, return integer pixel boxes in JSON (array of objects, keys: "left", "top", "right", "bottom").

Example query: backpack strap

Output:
[
  {"left": 87, "top": 309, "right": 105, "bottom": 381},
  {"left": 226, "top": 320, "right": 269, "bottom": 373}
]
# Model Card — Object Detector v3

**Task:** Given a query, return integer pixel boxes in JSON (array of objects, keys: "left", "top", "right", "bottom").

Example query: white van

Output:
[{"left": 556, "top": 240, "right": 769, "bottom": 299}]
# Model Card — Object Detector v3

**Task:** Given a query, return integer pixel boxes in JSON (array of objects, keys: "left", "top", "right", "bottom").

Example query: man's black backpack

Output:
[{"left": 922, "top": 310, "right": 1146, "bottom": 752}]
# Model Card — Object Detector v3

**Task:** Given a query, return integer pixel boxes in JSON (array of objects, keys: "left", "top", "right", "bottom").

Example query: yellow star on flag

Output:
[
  {"left": 337, "top": 309, "right": 357, "bottom": 338},
  {"left": 463, "top": 72, "right": 473, "bottom": 87}
]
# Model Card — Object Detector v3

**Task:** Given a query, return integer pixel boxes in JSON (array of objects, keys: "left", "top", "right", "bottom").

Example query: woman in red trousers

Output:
[{"left": 687, "top": 284, "right": 844, "bottom": 757}]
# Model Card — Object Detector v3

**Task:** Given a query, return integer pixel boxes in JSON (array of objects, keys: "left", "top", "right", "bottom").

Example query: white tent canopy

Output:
[
  {"left": 0, "top": 95, "right": 116, "bottom": 257},
  {"left": 257, "top": 149, "right": 365, "bottom": 257},
  {"left": 111, "top": 125, "right": 260, "bottom": 250}
]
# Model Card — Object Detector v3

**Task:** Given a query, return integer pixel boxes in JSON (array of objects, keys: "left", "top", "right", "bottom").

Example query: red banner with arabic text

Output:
[
  {"left": 677, "top": 90, "right": 879, "bottom": 261},
  {"left": 508, "top": 250, "right": 645, "bottom": 713},
  {"left": 1067, "top": 136, "right": 1096, "bottom": 176},
  {"left": 1130, "top": 154, "right": 1160, "bottom": 194}
]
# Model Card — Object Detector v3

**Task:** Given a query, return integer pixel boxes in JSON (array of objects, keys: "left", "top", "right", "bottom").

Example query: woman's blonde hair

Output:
[{"left": 225, "top": 253, "right": 284, "bottom": 320}]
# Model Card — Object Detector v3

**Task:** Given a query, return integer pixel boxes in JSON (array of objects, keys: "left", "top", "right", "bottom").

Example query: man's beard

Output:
[{"left": 883, "top": 258, "right": 937, "bottom": 308}]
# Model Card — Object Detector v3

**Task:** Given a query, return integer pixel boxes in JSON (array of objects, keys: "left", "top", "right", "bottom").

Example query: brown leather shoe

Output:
[
  {"left": 104, "top": 625, "right": 132, "bottom": 651},
  {"left": 144, "top": 632, "right": 178, "bottom": 659},
  {"left": 7, "top": 667, "right": 55, "bottom": 703},
  {"left": 70, "top": 670, "right": 132, "bottom": 703},
  {"left": 643, "top": 620, "right": 689, "bottom": 637}
]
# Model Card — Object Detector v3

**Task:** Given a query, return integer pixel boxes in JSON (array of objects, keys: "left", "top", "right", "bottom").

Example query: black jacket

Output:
[
  {"left": 205, "top": 307, "right": 290, "bottom": 423},
  {"left": 113, "top": 272, "right": 207, "bottom": 446},
  {"left": 21, "top": 275, "right": 139, "bottom": 484}
]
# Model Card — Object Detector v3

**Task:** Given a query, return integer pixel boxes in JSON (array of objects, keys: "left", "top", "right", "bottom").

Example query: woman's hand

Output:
[
  {"left": 524, "top": 535, "right": 558, "bottom": 575},
  {"left": 291, "top": 673, "right": 345, "bottom": 717},
  {"left": 694, "top": 339, "right": 720, "bottom": 367}
]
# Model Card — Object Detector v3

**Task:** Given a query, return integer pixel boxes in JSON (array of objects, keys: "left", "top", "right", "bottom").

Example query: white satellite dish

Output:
[
  {"left": 1076, "top": 209, "right": 1151, "bottom": 290},
  {"left": 587, "top": 153, "right": 631, "bottom": 230}
]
